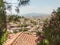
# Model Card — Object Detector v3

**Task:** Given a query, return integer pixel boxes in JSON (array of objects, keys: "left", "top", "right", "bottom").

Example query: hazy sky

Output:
[{"left": 6, "top": 0, "right": 60, "bottom": 15}]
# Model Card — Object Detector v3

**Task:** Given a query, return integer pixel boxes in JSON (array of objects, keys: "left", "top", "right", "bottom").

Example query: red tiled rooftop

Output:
[
  {"left": 12, "top": 32, "right": 38, "bottom": 45},
  {"left": 3, "top": 32, "right": 21, "bottom": 45}
]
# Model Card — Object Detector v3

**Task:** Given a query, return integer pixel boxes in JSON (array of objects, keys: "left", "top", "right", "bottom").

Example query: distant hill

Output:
[
  {"left": 21, "top": 13, "right": 50, "bottom": 17},
  {"left": 21, "top": 13, "right": 51, "bottom": 20}
]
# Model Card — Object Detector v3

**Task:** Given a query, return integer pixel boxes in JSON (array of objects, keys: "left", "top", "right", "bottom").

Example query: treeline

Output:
[{"left": 6, "top": 15, "right": 25, "bottom": 22}]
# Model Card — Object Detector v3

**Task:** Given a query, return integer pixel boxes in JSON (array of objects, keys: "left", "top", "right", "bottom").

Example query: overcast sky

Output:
[{"left": 6, "top": 0, "right": 60, "bottom": 15}]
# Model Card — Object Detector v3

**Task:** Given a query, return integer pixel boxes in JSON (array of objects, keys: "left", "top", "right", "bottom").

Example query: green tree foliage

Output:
[
  {"left": 38, "top": 7, "right": 60, "bottom": 45},
  {"left": 8, "top": 15, "right": 20, "bottom": 22},
  {"left": 0, "top": 0, "right": 7, "bottom": 44},
  {"left": 5, "top": 0, "right": 30, "bottom": 15},
  {"left": 0, "top": 0, "right": 30, "bottom": 45}
]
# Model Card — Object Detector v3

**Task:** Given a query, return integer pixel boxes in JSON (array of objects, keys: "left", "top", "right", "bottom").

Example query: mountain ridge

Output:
[{"left": 21, "top": 13, "right": 50, "bottom": 17}]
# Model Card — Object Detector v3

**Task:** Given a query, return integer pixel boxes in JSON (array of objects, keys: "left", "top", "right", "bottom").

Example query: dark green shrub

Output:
[{"left": 38, "top": 7, "right": 60, "bottom": 45}]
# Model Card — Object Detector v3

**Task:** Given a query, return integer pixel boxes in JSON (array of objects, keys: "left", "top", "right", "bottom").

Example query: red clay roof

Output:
[{"left": 12, "top": 32, "right": 38, "bottom": 45}]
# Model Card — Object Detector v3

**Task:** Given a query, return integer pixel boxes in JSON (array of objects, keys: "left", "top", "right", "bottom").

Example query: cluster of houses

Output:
[{"left": 6, "top": 16, "right": 44, "bottom": 34}]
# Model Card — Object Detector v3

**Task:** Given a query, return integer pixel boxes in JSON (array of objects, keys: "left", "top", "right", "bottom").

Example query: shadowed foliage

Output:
[{"left": 38, "top": 7, "right": 60, "bottom": 45}]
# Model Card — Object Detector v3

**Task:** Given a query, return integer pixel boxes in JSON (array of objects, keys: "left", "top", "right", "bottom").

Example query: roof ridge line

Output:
[{"left": 11, "top": 32, "right": 23, "bottom": 45}]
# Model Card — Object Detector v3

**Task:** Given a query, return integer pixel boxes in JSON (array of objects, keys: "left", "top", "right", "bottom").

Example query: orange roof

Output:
[{"left": 12, "top": 32, "right": 38, "bottom": 45}]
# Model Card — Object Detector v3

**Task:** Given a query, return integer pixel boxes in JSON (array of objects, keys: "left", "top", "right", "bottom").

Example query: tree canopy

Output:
[
  {"left": 38, "top": 7, "right": 60, "bottom": 45},
  {"left": 0, "top": 0, "right": 30, "bottom": 45}
]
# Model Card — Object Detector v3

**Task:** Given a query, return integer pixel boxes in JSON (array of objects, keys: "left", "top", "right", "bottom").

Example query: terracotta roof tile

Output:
[{"left": 12, "top": 32, "right": 38, "bottom": 45}]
